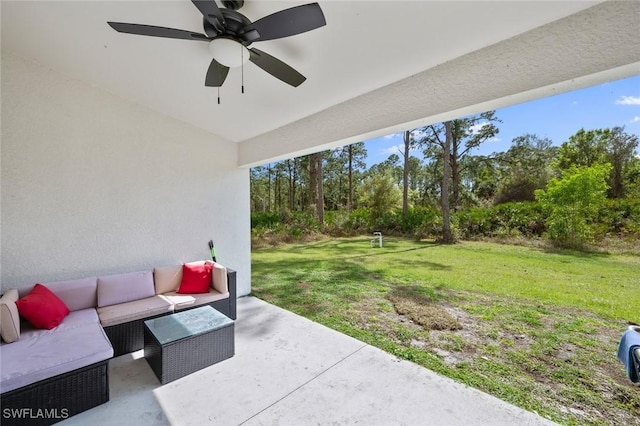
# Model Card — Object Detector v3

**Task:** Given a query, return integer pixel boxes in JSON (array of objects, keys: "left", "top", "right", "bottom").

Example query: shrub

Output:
[
  {"left": 251, "top": 211, "right": 280, "bottom": 229},
  {"left": 359, "top": 171, "right": 402, "bottom": 222},
  {"left": 455, "top": 207, "right": 495, "bottom": 239},
  {"left": 535, "top": 164, "right": 611, "bottom": 247},
  {"left": 597, "top": 198, "right": 640, "bottom": 238},
  {"left": 345, "top": 208, "right": 372, "bottom": 233},
  {"left": 401, "top": 207, "right": 440, "bottom": 232},
  {"left": 491, "top": 202, "right": 546, "bottom": 237}
]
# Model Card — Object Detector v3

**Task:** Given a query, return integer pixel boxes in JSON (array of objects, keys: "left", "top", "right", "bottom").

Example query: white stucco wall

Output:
[{"left": 1, "top": 52, "right": 251, "bottom": 296}]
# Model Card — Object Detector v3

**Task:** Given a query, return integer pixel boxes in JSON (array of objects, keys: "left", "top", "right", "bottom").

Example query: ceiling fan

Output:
[{"left": 107, "top": 0, "right": 326, "bottom": 91}]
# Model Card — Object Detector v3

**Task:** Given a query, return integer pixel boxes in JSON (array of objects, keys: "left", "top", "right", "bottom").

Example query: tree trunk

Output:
[
  {"left": 309, "top": 152, "right": 325, "bottom": 228},
  {"left": 450, "top": 134, "right": 460, "bottom": 212},
  {"left": 348, "top": 145, "right": 353, "bottom": 212},
  {"left": 442, "top": 122, "right": 454, "bottom": 243},
  {"left": 267, "top": 163, "right": 272, "bottom": 212},
  {"left": 275, "top": 174, "right": 281, "bottom": 212},
  {"left": 317, "top": 154, "right": 324, "bottom": 228},
  {"left": 309, "top": 153, "right": 318, "bottom": 212},
  {"left": 286, "top": 159, "right": 298, "bottom": 211},
  {"left": 402, "top": 130, "right": 410, "bottom": 217}
]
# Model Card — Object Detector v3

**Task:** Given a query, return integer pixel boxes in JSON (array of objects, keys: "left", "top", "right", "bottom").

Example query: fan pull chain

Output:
[
  {"left": 217, "top": 87, "right": 221, "bottom": 105},
  {"left": 241, "top": 45, "right": 245, "bottom": 94}
]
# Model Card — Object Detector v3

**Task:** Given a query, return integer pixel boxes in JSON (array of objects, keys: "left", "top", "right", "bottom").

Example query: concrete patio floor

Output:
[{"left": 61, "top": 296, "right": 557, "bottom": 425}]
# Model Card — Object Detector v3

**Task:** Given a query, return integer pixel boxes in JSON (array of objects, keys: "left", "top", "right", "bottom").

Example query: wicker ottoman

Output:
[{"left": 143, "top": 305, "right": 234, "bottom": 384}]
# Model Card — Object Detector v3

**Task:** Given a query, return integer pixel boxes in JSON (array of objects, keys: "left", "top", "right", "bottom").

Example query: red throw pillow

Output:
[
  {"left": 177, "top": 263, "right": 213, "bottom": 294},
  {"left": 16, "top": 284, "right": 70, "bottom": 330}
]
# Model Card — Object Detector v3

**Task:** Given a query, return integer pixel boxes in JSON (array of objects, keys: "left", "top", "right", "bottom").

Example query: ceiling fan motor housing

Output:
[{"left": 222, "top": 1, "right": 244, "bottom": 11}]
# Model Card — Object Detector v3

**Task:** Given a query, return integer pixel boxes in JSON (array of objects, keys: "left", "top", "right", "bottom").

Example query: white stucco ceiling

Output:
[{"left": 2, "top": 1, "right": 639, "bottom": 167}]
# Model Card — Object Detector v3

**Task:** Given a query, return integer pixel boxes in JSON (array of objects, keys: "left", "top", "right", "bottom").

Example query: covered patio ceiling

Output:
[{"left": 2, "top": 1, "right": 639, "bottom": 167}]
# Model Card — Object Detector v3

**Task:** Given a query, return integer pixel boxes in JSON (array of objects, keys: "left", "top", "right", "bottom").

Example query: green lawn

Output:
[{"left": 251, "top": 237, "right": 640, "bottom": 426}]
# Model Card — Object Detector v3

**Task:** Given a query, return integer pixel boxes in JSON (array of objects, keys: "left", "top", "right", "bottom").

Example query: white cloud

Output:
[
  {"left": 631, "top": 116, "right": 640, "bottom": 124},
  {"left": 616, "top": 96, "right": 640, "bottom": 105},
  {"left": 380, "top": 143, "right": 420, "bottom": 156},
  {"left": 381, "top": 144, "right": 402, "bottom": 155},
  {"left": 384, "top": 133, "right": 399, "bottom": 139},
  {"left": 465, "top": 122, "right": 501, "bottom": 143},
  {"left": 469, "top": 122, "right": 489, "bottom": 135}
]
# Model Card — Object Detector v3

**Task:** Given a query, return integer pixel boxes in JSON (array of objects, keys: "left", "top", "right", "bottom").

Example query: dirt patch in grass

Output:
[
  {"left": 295, "top": 281, "right": 313, "bottom": 291},
  {"left": 388, "top": 285, "right": 462, "bottom": 331}
]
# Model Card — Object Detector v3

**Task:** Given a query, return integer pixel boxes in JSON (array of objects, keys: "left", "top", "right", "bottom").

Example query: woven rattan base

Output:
[
  {"left": 104, "top": 312, "right": 171, "bottom": 357},
  {"left": 0, "top": 360, "right": 109, "bottom": 426},
  {"left": 144, "top": 316, "right": 234, "bottom": 384}
]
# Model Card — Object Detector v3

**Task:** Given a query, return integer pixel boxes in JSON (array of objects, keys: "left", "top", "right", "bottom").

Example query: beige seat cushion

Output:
[
  {"left": 153, "top": 265, "right": 182, "bottom": 295},
  {"left": 161, "top": 289, "right": 229, "bottom": 311},
  {"left": 0, "top": 289, "right": 20, "bottom": 343},
  {"left": 97, "top": 295, "right": 173, "bottom": 327}
]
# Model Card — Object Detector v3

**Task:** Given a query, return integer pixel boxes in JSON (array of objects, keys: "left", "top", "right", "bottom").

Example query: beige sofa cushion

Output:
[
  {"left": 211, "top": 263, "right": 228, "bottom": 293},
  {"left": 97, "top": 295, "right": 173, "bottom": 327},
  {"left": 161, "top": 289, "right": 229, "bottom": 311},
  {"left": 97, "top": 270, "right": 155, "bottom": 307},
  {"left": 153, "top": 265, "right": 182, "bottom": 295},
  {"left": 0, "top": 289, "right": 20, "bottom": 343}
]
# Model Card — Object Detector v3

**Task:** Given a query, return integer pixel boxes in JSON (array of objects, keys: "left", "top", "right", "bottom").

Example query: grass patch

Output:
[{"left": 251, "top": 236, "right": 640, "bottom": 425}]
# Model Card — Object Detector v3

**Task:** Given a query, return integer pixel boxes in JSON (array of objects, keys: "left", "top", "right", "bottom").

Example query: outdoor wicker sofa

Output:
[{"left": 0, "top": 262, "right": 237, "bottom": 426}]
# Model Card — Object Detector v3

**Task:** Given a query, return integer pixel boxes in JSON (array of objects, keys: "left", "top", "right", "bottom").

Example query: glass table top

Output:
[{"left": 145, "top": 305, "right": 234, "bottom": 345}]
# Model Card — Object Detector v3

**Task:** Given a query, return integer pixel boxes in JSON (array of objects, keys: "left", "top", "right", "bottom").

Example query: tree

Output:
[
  {"left": 493, "top": 134, "right": 556, "bottom": 204},
  {"left": 321, "top": 149, "right": 343, "bottom": 211},
  {"left": 347, "top": 142, "right": 367, "bottom": 211},
  {"left": 250, "top": 164, "right": 277, "bottom": 212},
  {"left": 272, "top": 161, "right": 287, "bottom": 213},
  {"left": 308, "top": 152, "right": 324, "bottom": 227},
  {"left": 402, "top": 130, "right": 412, "bottom": 217},
  {"left": 360, "top": 170, "right": 402, "bottom": 223},
  {"left": 441, "top": 121, "right": 454, "bottom": 243},
  {"left": 420, "top": 111, "right": 500, "bottom": 210},
  {"left": 553, "top": 128, "right": 608, "bottom": 171},
  {"left": 285, "top": 158, "right": 299, "bottom": 211},
  {"left": 554, "top": 127, "right": 639, "bottom": 198},
  {"left": 535, "top": 164, "right": 611, "bottom": 247},
  {"left": 460, "top": 155, "right": 499, "bottom": 203},
  {"left": 607, "top": 126, "right": 639, "bottom": 198},
  {"left": 266, "top": 163, "right": 272, "bottom": 211},
  {"left": 405, "top": 156, "right": 425, "bottom": 207}
]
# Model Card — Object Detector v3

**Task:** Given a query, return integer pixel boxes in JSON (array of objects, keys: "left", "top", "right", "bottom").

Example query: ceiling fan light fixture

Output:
[{"left": 208, "top": 38, "right": 249, "bottom": 68}]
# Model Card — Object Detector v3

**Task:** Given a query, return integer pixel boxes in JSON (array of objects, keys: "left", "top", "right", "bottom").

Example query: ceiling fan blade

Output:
[
  {"left": 241, "top": 3, "right": 325, "bottom": 42},
  {"left": 249, "top": 48, "right": 306, "bottom": 87},
  {"left": 108, "top": 22, "right": 209, "bottom": 41},
  {"left": 205, "top": 58, "right": 230, "bottom": 87},
  {"left": 191, "top": 0, "right": 225, "bottom": 32}
]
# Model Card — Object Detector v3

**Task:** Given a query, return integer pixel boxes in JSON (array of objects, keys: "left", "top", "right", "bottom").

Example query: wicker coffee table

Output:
[{"left": 143, "top": 305, "right": 234, "bottom": 384}]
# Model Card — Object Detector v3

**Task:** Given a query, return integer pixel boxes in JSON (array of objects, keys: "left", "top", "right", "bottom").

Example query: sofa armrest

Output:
[{"left": 226, "top": 268, "right": 237, "bottom": 320}]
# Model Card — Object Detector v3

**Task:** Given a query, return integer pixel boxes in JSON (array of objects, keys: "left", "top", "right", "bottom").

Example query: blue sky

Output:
[{"left": 364, "top": 74, "right": 640, "bottom": 167}]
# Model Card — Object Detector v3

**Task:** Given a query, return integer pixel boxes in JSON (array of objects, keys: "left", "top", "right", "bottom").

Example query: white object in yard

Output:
[{"left": 371, "top": 232, "right": 383, "bottom": 248}]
